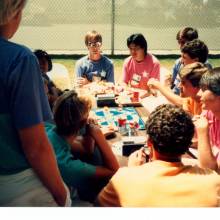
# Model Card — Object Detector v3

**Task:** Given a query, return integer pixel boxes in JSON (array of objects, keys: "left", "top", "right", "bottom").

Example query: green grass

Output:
[{"left": 52, "top": 57, "right": 220, "bottom": 89}]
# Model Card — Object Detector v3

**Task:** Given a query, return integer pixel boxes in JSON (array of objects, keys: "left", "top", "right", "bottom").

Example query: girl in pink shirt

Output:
[
  {"left": 194, "top": 68, "right": 220, "bottom": 171},
  {"left": 123, "top": 33, "right": 160, "bottom": 90},
  {"left": 202, "top": 110, "right": 220, "bottom": 150}
]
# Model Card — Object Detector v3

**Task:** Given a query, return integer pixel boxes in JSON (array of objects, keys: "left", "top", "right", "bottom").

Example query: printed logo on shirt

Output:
[
  {"left": 100, "top": 70, "right": 107, "bottom": 79},
  {"left": 131, "top": 72, "right": 150, "bottom": 90},
  {"left": 143, "top": 71, "right": 149, "bottom": 78},
  {"left": 92, "top": 71, "right": 101, "bottom": 82},
  {"left": 131, "top": 73, "right": 141, "bottom": 86}
]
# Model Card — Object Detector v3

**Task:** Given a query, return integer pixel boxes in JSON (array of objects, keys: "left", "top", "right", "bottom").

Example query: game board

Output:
[{"left": 92, "top": 107, "right": 145, "bottom": 130}]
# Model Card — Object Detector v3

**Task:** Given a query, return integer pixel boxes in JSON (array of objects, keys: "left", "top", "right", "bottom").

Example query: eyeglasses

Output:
[{"left": 87, "top": 42, "right": 102, "bottom": 48}]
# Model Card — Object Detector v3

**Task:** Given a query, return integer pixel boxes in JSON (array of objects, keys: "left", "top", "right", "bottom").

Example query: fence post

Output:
[{"left": 111, "top": 0, "right": 115, "bottom": 55}]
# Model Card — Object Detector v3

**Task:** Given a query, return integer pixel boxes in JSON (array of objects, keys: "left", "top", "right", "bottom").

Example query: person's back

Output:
[
  {"left": 97, "top": 104, "right": 220, "bottom": 207},
  {"left": 47, "top": 91, "right": 119, "bottom": 203},
  {"left": 0, "top": 35, "right": 47, "bottom": 174},
  {"left": 0, "top": 0, "right": 69, "bottom": 206},
  {"left": 98, "top": 161, "right": 220, "bottom": 207}
]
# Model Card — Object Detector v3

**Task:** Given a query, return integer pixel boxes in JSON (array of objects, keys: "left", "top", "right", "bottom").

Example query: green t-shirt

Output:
[{"left": 45, "top": 123, "right": 96, "bottom": 188}]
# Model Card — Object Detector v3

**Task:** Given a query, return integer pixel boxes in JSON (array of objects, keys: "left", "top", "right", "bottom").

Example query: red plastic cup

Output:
[
  {"left": 118, "top": 116, "right": 127, "bottom": 126},
  {"left": 132, "top": 91, "right": 139, "bottom": 102}
]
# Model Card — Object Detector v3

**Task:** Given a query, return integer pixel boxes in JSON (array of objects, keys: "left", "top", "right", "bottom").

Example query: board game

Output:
[{"left": 92, "top": 107, "right": 145, "bottom": 131}]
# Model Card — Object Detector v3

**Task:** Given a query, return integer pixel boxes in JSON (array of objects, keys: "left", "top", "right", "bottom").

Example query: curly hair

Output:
[
  {"left": 146, "top": 104, "right": 194, "bottom": 156},
  {"left": 53, "top": 90, "right": 92, "bottom": 136},
  {"left": 181, "top": 39, "right": 208, "bottom": 63},
  {"left": 200, "top": 67, "right": 220, "bottom": 96}
]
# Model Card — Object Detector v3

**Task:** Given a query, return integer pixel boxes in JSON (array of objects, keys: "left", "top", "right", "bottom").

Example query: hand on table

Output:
[
  {"left": 140, "top": 91, "right": 151, "bottom": 99},
  {"left": 77, "top": 77, "right": 90, "bottom": 87},
  {"left": 140, "top": 87, "right": 157, "bottom": 99},
  {"left": 147, "top": 78, "right": 161, "bottom": 90}
]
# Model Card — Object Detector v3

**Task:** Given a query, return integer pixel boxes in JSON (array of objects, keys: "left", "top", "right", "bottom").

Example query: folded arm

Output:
[{"left": 194, "top": 116, "right": 219, "bottom": 172}]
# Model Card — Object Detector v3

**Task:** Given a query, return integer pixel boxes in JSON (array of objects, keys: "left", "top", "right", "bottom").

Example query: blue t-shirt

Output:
[
  {"left": 45, "top": 123, "right": 96, "bottom": 188},
  {"left": 171, "top": 58, "right": 183, "bottom": 94},
  {"left": 0, "top": 37, "right": 52, "bottom": 174},
  {"left": 172, "top": 58, "right": 212, "bottom": 95},
  {"left": 75, "top": 55, "right": 114, "bottom": 83}
]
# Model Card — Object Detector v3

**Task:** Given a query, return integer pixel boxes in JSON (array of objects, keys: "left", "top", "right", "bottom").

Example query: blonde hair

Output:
[
  {"left": 0, "top": 0, "right": 26, "bottom": 25},
  {"left": 78, "top": 94, "right": 92, "bottom": 112},
  {"left": 53, "top": 90, "right": 92, "bottom": 136},
  {"left": 84, "top": 30, "right": 102, "bottom": 46}
]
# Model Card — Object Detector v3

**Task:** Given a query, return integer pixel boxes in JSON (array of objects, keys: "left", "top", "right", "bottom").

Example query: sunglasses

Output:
[{"left": 87, "top": 42, "right": 102, "bottom": 48}]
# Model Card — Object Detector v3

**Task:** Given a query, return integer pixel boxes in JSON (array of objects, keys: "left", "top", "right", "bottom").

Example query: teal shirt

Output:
[{"left": 45, "top": 123, "right": 96, "bottom": 188}]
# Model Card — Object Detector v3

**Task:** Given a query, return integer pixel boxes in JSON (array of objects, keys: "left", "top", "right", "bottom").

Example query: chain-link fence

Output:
[{"left": 12, "top": 0, "right": 220, "bottom": 54}]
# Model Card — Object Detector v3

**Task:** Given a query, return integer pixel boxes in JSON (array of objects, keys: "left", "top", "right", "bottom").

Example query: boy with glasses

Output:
[{"left": 75, "top": 30, "right": 114, "bottom": 87}]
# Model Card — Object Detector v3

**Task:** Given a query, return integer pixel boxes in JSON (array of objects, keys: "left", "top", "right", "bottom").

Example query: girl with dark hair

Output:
[
  {"left": 194, "top": 68, "right": 220, "bottom": 172},
  {"left": 122, "top": 33, "right": 160, "bottom": 91},
  {"left": 46, "top": 90, "right": 119, "bottom": 203}
]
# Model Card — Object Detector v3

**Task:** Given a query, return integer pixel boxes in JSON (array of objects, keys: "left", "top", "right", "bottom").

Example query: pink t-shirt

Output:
[
  {"left": 122, "top": 53, "right": 160, "bottom": 90},
  {"left": 202, "top": 110, "right": 220, "bottom": 160}
]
